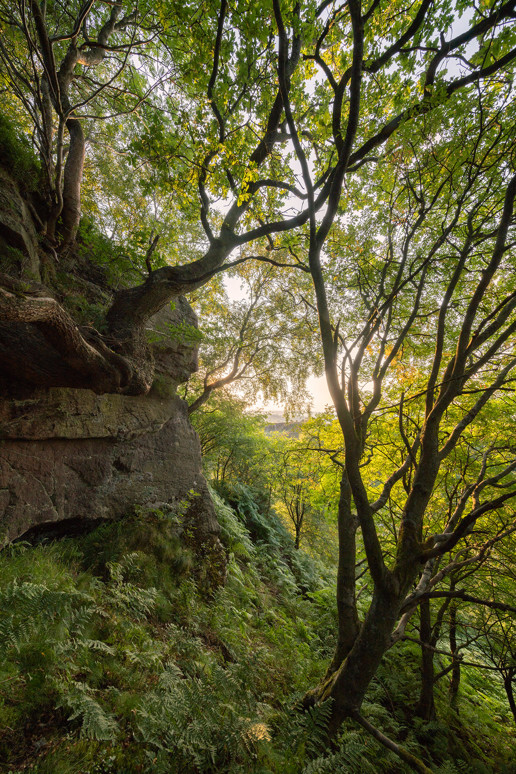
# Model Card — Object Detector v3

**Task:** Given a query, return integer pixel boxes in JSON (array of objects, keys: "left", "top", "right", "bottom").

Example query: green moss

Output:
[
  {"left": 0, "top": 244, "right": 25, "bottom": 271},
  {"left": 150, "top": 374, "right": 176, "bottom": 398}
]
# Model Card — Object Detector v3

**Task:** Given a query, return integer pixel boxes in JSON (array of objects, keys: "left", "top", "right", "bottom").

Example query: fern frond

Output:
[{"left": 57, "top": 681, "right": 118, "bottom": 742}]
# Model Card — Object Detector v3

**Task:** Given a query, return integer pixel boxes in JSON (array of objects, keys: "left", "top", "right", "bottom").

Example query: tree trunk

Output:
[
  {"left": 503, "top": 669, "right": 516, "bottom": 726},
  {"left": 39, "top": 74, "right": 55, "bottom": 211},
  {"left": 329, "top": 469, "right": 361, "bottom": 672},
  {"left": 107, "top": 239, "right": 233, "bottom": 337},
  {"left": 316, "top": 584, "right": 403, "bottom": 735},
  {"left": 415, "top": 598, "right": 436, "bottom": 720},
  {"left": 293, "top": 497, "right": 304, "bottom": 550},
  {"left": 60, "top": 117, "right": 85, "bottom": 246},
  {"left": 448, "top": 602, "right": 460, "bottom": 708}
]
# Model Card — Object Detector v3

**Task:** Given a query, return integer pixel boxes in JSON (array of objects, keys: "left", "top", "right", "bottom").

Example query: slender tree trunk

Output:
[
  {"left": 45, "top": 118, "right": 65, "bottom": 242},
  {"left": 328, "top": 469, "right": 360, "bottom": 672},
  {"left": 503, "top": 669, "right": 516, "bottom": 726},
  {"left": 415, "top": 598, "right": 436, "bottom": 720},
  {"left": 39, "top": 74, "right": 55, "bottom": 211},
  {"left": 293, "top": 498, "right": 304, "bottom": 549},
  {"left": 221, "top": 451, "right": 233, "bottom": 481},
  {"left": 448, "top": 601, "right": 460, "bottom": 708},
  {"left": 60, "top": 117, "right": 85, "bottom": 245}
]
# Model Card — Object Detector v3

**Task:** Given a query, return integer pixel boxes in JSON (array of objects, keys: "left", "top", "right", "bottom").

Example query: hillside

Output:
[{"left": 1, "top": 483, "right": 514, "bottom": 773}]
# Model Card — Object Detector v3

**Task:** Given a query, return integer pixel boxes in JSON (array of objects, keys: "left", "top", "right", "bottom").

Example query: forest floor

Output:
[{"left": 0, "top": 486, "right": 514, "bottom": 774}]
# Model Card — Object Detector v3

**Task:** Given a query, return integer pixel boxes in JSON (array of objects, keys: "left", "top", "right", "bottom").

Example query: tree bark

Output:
[
  {"left": 415, "top": 599, "right": 436, "bottom": 720},
  {"left": 321, "top": 585, "right": 403, "bottom": 735},
  {"left": 294, "top": 521, "right": 301, "bottom": 550},
  {"left": 503, "top": 669, "right": 516, "bottom": 726},
  {"left": 0, "top": 283, "right": 147, "bottom": 394},
  {"left": 448, "top": 601, "right": 461, "bottom": 708},
  {"left": 329, "top": 469, "right": 360, "bottom": 671},
  {"left": 60, "top": 117, "right": 85, "bottom": 245},
  {"left": 107, "top": 238, "right": 234, "bottom": 336}
]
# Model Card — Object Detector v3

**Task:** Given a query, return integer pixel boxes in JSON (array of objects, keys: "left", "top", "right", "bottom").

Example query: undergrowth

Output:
[
  {"left": 0, "top": 113, "right": 40, "bottom": 192},
  {"left": 0, "top": 490, "right": 514, "bottom": 773}
]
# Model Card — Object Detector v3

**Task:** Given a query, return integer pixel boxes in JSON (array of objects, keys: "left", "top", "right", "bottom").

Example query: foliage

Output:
[
  {"left": 186, "top": 264, "right": 319, "bottom": 413},
  {"left": 1, "top": 0, "right": 516, "bottom": 768},
  {"left": 0, "top": 495, "right": 325, "bottom": 772},
  {"left": 76, "top": 217, "right": 170, "bottom": 290},
  {"left": 191, "top": 393, "right": 272, "bottom": 489},
  {"left": 0, "top": 466, "right": 514, "bottom": 772},
  {"left": 0, "top": 113, "right": 40, "bottom": 192}
]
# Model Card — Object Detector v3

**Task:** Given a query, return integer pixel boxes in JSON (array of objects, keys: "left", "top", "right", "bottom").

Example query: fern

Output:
[
  {"left": 210, "top": 486, "right": 255, "bottom": 561},
  {"left": 105, "top": 553, "right": 159, "bottom": 619},
  {"left": 0, "top": 580, "right": 96, "bottom": 651},
  {"left": 57, "top": 681, "right": 118, "bottom": 741},
  {"left": 136, "top": 660, "right": 265, "bottom": 773},
  {"left": 303, "top": 701, "right": 334, "bottom": 758},
  {"left": 435, "top": 763, "right": 462, "bottom": 774},
  {"left": 302, "top": 738, "right": 379, "bottom": 774}
]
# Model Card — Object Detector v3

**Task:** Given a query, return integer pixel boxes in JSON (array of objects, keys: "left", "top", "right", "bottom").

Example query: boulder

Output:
[
  {"left": 0, "top": 387, "right": 225, "bottom": 586},
  {"left": 146, "top": 295, "right": 199, "bottom": 387}
]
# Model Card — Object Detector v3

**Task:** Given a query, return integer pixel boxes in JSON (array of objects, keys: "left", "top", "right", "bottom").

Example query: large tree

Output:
[
  {"left": 300, "top": 94, "right": 516, "bottom": 774},
  {"left": 1, "top": 0, "right": 511, "bottom": 398}
]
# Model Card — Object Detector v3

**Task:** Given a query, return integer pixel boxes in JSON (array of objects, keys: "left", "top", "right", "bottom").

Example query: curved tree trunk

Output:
[
  {"left": 0, "top": 285, "right": 135, "bottom": 393},
  {"left": 60, "top": 117, "right": 85, "bottom": 246},
  {"left": 503, "top": 669, "right": 516, "bottom": 726},
  {"left": 316, "top": 585, "right": 403, "bottom": 735},
  {"left": 0, "top": 208, "right": 236, "bottom": 396}
]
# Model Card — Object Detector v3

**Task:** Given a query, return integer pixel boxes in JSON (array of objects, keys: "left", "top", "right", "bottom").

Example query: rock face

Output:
[
  {"left": 146, "top": 296, "right": 199, "bottom": 387},
  {"left": 0, "top": 167, "right": 41, "bottom": 281},
  {"left": 0, "top": 386, "right": 224, "bottom": 585},
  {"left": 0, "top": 164, "right": 226, "bottom": 587}
]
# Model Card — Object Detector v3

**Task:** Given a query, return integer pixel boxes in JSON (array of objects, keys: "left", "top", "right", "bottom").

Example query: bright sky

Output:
[{"left": 307, "top": 374, "right": 332, "bottom": 413}]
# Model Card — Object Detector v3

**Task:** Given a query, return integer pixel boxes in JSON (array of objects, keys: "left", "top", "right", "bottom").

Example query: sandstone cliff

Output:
[{"left": 0, "top": 167, "right": 225, "bottom": 586}]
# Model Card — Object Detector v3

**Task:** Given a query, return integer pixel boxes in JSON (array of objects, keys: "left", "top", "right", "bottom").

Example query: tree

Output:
[
  {"left": 298, "top": 80, "right": 516, "bottom": 763},
  {"left": 184, "top": 264, "right": 317, "bottom": 415},
  {"left": 406, "top": 511, "right": 516, "bottom": 722},
  {"left": 1, "top": 0, "right": 511, "bottom": 402},
  {"left": 191, "top": 392, "right": 272, "bottom": 490},
  {"left": 478, "top": 610, "right": 516, "bottom": 725},
  {"left": 0, "top": 0, "right": 163, "bottom": 245},
  {"left": 273, "top": 440, "right": 323, "bottom": 549}
]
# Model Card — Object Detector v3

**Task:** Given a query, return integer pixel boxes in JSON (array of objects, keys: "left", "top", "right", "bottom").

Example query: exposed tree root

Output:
[
  {"left": 0, "top": 284, "right": 149, "bottom": 394},
  {"left": 351, "top": 710, "right": 435, "bottom": 774}
]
